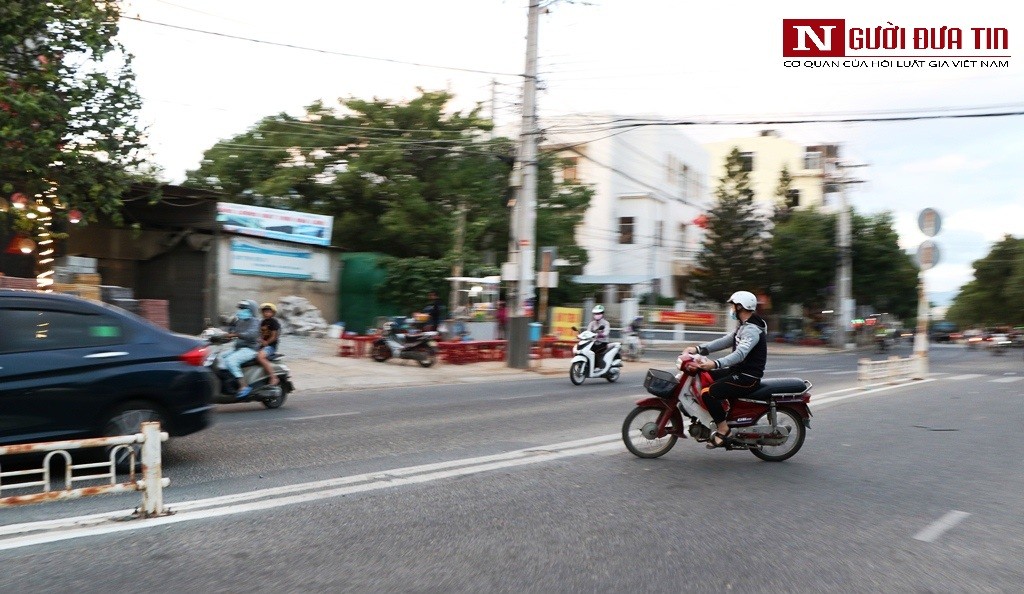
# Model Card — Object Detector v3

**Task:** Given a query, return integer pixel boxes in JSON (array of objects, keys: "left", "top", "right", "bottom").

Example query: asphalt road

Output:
[{"left": 1, "top": 343, "right": 1022, "bottom": 593}]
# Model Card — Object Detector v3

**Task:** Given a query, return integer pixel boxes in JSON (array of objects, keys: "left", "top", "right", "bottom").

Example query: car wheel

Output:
[{"left": 103, "top": 401, "right": 164, "bottom": 473}]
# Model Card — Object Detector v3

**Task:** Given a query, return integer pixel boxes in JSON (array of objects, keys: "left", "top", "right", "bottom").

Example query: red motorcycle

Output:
[{"left": 622, "top": 354, "right": 812, "bottom": 462}]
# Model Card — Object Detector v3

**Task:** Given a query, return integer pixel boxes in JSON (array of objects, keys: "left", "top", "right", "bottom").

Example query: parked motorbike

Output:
[
  {"left": 622, "top": 353, "right": 812, "bottom": 462},
  {"left": 371, "top": 322, "right": 439, "bottom": 367},
  {"left": 569, "top": 326, "right": 622, "bottom": 385},
  {"left": 201, "top": 328, "right": 293, "bottom": 409}
]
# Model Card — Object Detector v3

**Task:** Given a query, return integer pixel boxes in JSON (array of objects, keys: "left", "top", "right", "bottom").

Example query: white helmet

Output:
[
  {"left": 592, "top": 305, "right": 605, "bottom": 315},
  {"left": 727, "top": 291, "right": 757, "bottom": 311}
]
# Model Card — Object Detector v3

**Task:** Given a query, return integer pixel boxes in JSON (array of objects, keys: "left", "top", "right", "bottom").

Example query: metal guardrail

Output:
[
  {"left": 0, "top": 422, "right": 170, "bottom": 518},
  {"left": 858, "top": 355, "right": 919, "bottom": 385}
]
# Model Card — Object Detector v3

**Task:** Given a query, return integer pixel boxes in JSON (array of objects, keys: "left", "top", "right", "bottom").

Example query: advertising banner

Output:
[
  {"left": 656, "top": 311, "right": 717, "bottom": 325},
  {"left": 217, "top": 202, "right": 332, "bottom": 246},
  {"left": 551, "top": 307, "right": 583, "bottom": 341},
  {"left": 230, "top": 239, "right": 316, "bottom": 279}
]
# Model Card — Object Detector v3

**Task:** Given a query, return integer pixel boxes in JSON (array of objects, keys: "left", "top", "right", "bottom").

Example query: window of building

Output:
[
  {"left": 786, "top": 189, "right": 801, "bottom": 209},
  {"left": 738, "top": 152, "right": 754, "bottom": 172},
  {"left": 562, "top": 157, "right": 579, "bottom": 183},
  {"left": 804, "top": 150, "right": 822, "bottom": 170},
  {"left": 655, "top": 220, "right": 664, "bottom": 247},
  {"left": 619, "top": 216, "right": 634, "bottom": 244},
  {"left": 666, "top": 154, "right": 677, "bottom": 183}
]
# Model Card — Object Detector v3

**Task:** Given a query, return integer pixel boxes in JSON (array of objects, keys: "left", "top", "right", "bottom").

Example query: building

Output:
[
  {"left": 49, "top": 184, "right": 341, "bottom": 334},
  {"left": 704, "top": 130, "right": 840, "bottom": 211},
  {"left": 543, "top": 116, "right": 710, "bottom": 306}
]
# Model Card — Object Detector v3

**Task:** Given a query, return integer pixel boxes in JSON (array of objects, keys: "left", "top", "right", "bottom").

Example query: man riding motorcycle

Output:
[
  {"left": 221, "top": 300, "right": 262, "bottom": 399},
  {"left": 683, "top": 290, "right": 768, "bottom": 449}
]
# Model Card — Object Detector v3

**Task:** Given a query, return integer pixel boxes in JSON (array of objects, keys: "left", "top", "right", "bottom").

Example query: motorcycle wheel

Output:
[
  {"left": 622, "top": 405, "right": 677, "bottom": 458},
  {"left": 371, "top": 344, "right": 390, "bottom": 362},
  {"left": 416, "top": 346, "right": 436, "bottom": 368},
  {"left": 569, "top": 361, "right": 587, "bottom": 385},
  {"left": 261, "top": 380, "right": 288, "bottom": 409},
  {"left": 750, "top": 408, "right": 806, "bottom": 462},
  {"left": 605, "top": 366, "right": 620, "bottom": 382}
]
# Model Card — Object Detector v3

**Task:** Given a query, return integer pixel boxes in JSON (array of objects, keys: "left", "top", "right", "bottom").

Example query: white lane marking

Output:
[
  {"left": 767, "top": 367, "right": 804, "bottom": 373},
  {"left": 914, "top": 510, "right": 971, "bottom": 542},
  {"left": 285, "top": 412, "right": 360, "bottom": 421},
  {"left": 946, "top": 374, "right": 984, "bottom": 381},
  {"left": 991, "top": 377, "right": 1022, "bottom": 383},
  {"left": 0, "top": 439, "right": 622, "bottom": 551},
  {"left": 825, "top": 370, "right": 858, "bottom": 375},
  {"left": 811, "top": 379, "right": 938, "bottom": 407}
]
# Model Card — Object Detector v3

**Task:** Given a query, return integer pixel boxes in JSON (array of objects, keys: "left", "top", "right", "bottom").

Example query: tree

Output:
[
  {"left": 184, "top": 91, "right": 591, "bottom": 275},
  {"left": 946, "top": 235, "right": 1024, "bottom": 327},
  {"left": 770, "top": 207, "right": 836, "bottom": 310},
  {"left": 691, "top": 147, "right": 771, "bottom": 303},
  {"left": 0, "top": 0, "right": 146, "bottom": 228},
  {"left": 849, "top": 211, "right": 919, "bottom": 320}
]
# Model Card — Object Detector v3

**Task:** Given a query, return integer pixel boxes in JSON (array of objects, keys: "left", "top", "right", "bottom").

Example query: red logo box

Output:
[{"left": 783, "top": 19, "right": 846, "bottom": 57}]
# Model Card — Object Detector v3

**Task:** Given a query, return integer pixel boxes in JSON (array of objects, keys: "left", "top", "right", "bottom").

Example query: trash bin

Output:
[
  {"left": 529, "top": 322, "right": 542, "bottom": 342},
  {"left": 328, "top": 323, "right": 345, "bottom": 339}
]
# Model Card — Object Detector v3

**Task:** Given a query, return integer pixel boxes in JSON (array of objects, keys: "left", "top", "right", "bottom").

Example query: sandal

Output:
[{"left": 706, "top": 429, "right": 732, "bottom": 449}]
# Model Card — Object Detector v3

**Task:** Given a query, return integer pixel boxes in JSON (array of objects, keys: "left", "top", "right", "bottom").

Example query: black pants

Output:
[
  {"left": 593, "top": 341, "right": 608, "bottom": 366},
  {"left": 704, "top": 369, "right": 761, "bottom": 424}
]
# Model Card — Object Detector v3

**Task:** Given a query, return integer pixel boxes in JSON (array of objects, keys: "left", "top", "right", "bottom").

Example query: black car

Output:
[{"left": 0, "top": 290, "right": 214, "bottom": 461}]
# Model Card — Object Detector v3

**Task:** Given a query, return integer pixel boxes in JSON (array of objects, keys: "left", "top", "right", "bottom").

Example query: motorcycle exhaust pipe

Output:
[{"left": 730, "top": 424, "right": 791, "bottom": 447}]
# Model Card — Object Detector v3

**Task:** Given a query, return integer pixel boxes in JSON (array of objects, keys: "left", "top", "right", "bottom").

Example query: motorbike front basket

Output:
[{"left": 644, "top": 368, "right": 679, "bottom": 398}]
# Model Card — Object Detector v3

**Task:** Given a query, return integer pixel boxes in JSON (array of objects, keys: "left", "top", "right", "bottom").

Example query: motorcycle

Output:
[
  {"left": 622, "top": 353, "right": 812, "bottom": 462},
  {"left": 989, "top": 333, "right": 1011, "bottom": 356},
  {"left": 201, "top": 328, "right": 294, "bottom": 409},
  {"left": 622, "top": 330, "right": 645, "bottom": 362},
  {"left": 569, "top": 326, "right": 623, "bottom": 385},
  {"left": 371, "top": 322, "right": 439, "bottom": 367}
]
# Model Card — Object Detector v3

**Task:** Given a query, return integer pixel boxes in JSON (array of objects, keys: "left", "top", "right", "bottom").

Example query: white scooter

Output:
[{"left": 569, "top": 327, "right": 623, "bottom": 385}]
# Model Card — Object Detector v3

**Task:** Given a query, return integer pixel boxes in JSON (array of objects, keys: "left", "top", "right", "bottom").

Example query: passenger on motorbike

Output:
[
  {"left": 221, "top": 300, "right": 263, "bottom": 399},
  {"left": 682, "top": 290, "right": 768, "bottom": 449},
  {"left": 586, "top": 304, "right": 611, "bottom": 368}
]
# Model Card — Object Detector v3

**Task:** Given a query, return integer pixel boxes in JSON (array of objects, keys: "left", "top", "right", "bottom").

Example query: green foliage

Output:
[
  {"left": 0, "top": 0, "right": 146, "bottom": 224},
  {"left": 770, "top": 208, "right": 836, "bottom": 309},
  {"left": 946, "top": 235, "right": 1024, "bottom": 327},
  {"left": 850, "top": 211, "right": 919, "bottom": 320},
  {"left": 691, "top": 147, "right": 771, "bottom": 303},
  {"left": 184, "top": 91, "right": 592, "bottom": 273},
  {"left": 376, "top": 256, "right": 452, "bottom": 314}
]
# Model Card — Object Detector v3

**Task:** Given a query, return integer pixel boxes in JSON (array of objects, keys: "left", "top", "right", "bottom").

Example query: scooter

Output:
[
  {"left": 201, "top": 328, "right": 294, "bottom": 409},
  {"left": 622, "top": 353, "right": 812, "bottom": 462},
  {"left": 569, "top": 326, "right": 623, "bottom": 385},
  {"left": 371, "top": 322, "right": 439, "bottom": 368}
]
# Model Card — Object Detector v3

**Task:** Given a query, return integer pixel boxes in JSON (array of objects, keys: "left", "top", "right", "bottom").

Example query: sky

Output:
[{"left": 113, "top": 0, "right": 1024, "bottom": 305}]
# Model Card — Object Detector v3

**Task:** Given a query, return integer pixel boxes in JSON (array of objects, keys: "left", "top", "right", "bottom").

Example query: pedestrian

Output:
[
  {"left": 682, "top": 290, "right": 767, "bottom": 448},
  {"left": 423, "top": 291, "right": 443, "bottom": 332},
  {"left": 257, "top": 302, "right": 281, "bottom": 386},
  {"left": 495, "top": 300, "right": 508, "bottom": 339}
]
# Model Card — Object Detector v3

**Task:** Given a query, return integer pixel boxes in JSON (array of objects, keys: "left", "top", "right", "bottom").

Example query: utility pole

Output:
[
  {"left": 450, "top": 198, "right": 467, "bottom": 317},
  {"left": 514, "top": 0, "right": 540, "bottom": 318},
  {"left": 506, "top": 0, "right": 540, "bottom": 369},
  {"left": 832, "top": 160, "right": 866, "bottom": 350}
]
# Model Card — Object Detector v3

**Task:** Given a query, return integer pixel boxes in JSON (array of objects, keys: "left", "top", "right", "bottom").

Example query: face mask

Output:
[
  {"left": 729, "top": 305, "right": 739, "bottom": 321},
  {"left": 594, "top": 314, "right": 603, "bottom": 320},
  {"left": 236, "top": 309, "right": 253, "bottom": 320}
]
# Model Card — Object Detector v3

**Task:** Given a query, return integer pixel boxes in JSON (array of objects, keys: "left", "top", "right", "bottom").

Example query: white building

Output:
[
  {"left": 704, "top": 130, "right": 840, "bottom": 211},
  {"left": 544, "top": 116, "right": 710, "bottom": 305}
]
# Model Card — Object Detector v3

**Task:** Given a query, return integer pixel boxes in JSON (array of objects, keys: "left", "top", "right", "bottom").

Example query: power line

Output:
[{"left": 121, "top": 16, "right": 522, "bottom": 78}]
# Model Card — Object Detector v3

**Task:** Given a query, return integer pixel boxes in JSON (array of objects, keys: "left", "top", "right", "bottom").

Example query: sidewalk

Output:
[{"left": 278, "top": 337, "right": 840, "bottom": 393}]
